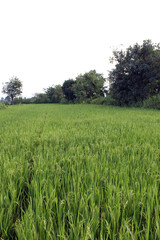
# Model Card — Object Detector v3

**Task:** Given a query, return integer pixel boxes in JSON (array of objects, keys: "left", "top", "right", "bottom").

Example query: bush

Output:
[
  {"left": 102, "top": 96, "right": 118, "bottom": 106},
  {"left": 14, "top": 97, "right": 22, "bottom": 104},
  {"left": 143, "top": 94, "right": 160, "bottom": 109},
  {"left": 34, "top": 94, "right": 50, "bottom": 104},
  {"left": 129, "top": 101, "right": 144, "bottom": 108},
  {"left": 91, "top": 96, "right": 118, "bottom": 106},
  {"left": 60, "top": 97, "right": 69, "bottom": 104},
  {"left": 90, "top": 97, "right": 105, "bottom": 104}
]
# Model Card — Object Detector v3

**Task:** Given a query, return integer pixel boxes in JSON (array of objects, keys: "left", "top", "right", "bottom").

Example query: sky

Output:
[{"left": 0, "top": 0, "right": 160, "bottom": 98}]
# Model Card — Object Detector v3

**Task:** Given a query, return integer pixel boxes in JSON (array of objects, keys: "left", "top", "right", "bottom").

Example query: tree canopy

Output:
[
  {"left": 44, "top": 71, "right": 106, "bottom": 104},
  {"left": 73, "top": 70, "right": 106, "bottom": 103},
  {"left": 62, "top": 79, "right": 76, "bottom": 101},
  {"left": 45, "top": 85, "right": 63, "bottom": 103},
  {"left": 109, "top": 40, "right": 160, "bottom": 105},
  {"left": 2, "top": 77, "right": 22, "bottom": 104}
]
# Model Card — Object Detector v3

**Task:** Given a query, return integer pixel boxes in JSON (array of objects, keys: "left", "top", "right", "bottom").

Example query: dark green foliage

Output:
[
  {"left": 143, "top": 94, "right": 160, "bottom": 109},
  {"left": 109, "top": 40, "right": 160, "bottom": 105},
  {"left": 2, "top": 77, "right": 23, "bottom": 104},
  {"left": 45, "top": 85, "right": 63, "bottom": 103},
  {"left": 62, "top": 79, "right": 76, "bottom": 101},
  {"left": 45, "top": 71, "right": 106, "bottom": 104},
  {"left": 73, "top": 70, "right": 106, "bottom": 103},
  {"left": 45, "top": 86, "right": 55, "bottom": 102},
  {"left": 91, "top": 95, "right": 118, "bottom": 105},
  {"left": 14, "top": 97, "right": 22, "bottom": 104},
  {"left": 22, "top": 98, "right": 35, "bottom": 104},
  {"left": 34, "top": 93, "right": 50, "bottom": 104}
]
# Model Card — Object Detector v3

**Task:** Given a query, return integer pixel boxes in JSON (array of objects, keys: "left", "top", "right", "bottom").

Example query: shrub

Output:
[
  {"left": 143, "top": 94, "right": 160, "bottom": 109},
  {"left": 91, "top": 96, "right": 118, "bottom": 106},
  {"left": 102, "top": 95, "right": 118, "bottom": 106},
  {"left": 14, "top": 97, "right": 22, "bottom": 104},
  {"left": 90, "top": 97, "right": 104, "bottom": 104},
  {"left": 129, "top": 101, "right": 144, "bottom": 108},
  {"left": 34, "top": 94, "right": 50, "bottom": 104},
  {"left": 60, "top": 97, "right": 69, "bottom": 104},
  {"left": 0, "top": 103, "right": 7, "bottom": 110}
]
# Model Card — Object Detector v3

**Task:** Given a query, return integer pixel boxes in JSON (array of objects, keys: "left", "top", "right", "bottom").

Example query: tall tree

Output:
[
  {"left": 109, "top": 40, "right": 160, "bottom": 105},
  {"left": 45, "top": 86, "right": 55, "bottom": 102},
  {"left": 2, "top": 77, "right": 22, "bottom": 104},
  {"left": 62, "top": 79, "right": 76, "bottom": 101}
]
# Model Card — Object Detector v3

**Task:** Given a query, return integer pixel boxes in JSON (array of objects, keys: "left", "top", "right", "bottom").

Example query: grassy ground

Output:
[{"left": 0, "top": 104, "right": 160, "bottom": 239}]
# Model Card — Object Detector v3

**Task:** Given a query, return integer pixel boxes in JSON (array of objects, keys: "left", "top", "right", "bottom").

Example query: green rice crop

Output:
[
  {"left": 0, "top": 104, "right": 160, "bottom": 239},
  {"left": 0, "top": 103, "right": 7, "bottom": 110}
]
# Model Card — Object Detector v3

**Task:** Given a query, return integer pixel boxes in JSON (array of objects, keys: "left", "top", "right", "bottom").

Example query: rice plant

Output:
[{"left": 0, "top": 104, "right": 159, "bottom": 239}]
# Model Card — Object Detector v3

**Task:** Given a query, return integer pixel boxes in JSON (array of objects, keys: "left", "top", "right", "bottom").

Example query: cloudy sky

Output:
[{"left": 0, "top": 0, "right": 159, "bottom": 98}]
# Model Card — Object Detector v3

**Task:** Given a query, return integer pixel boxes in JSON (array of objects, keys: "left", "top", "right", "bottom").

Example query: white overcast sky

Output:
[{"left": 0, "top": 0, "right": 160, "bottom": 98}]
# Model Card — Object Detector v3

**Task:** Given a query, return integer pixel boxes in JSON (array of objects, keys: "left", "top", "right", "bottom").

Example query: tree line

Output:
[
  {"left": 35, "top": 70, "right": 107, "bottom": 104},
  {"left": 2, "top": 70, "right": 107, "bottom": 104},
  {"left": 2, "top": 40, "right": 160, "bottom": 108}
]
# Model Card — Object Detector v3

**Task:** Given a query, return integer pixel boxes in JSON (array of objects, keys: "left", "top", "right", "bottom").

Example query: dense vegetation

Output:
[
  {"left": 2, "top": 40, "right": 160, "bottom": 109},
  {"left": 109, "top": 40, "right": 160, "bottom": 106},
  {"left": 43, "top": 70, "right": 106, "bottom": 104},
  {"left": 0, "top": 104, "right": 159, "bottom": 239},
  {"left": 0, "top": 103, "right": 6, "bottom": 110}
]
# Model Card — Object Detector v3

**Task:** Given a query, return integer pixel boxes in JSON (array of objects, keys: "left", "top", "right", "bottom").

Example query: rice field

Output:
[{"left": 0, "top": 104, "right": 160, "bottom": 240}]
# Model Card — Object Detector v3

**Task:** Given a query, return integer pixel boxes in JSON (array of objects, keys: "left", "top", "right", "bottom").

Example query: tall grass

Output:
[
  {"left": 0, "top": 103, "right": 7, "bottom": 110},
  {"left": 0, "top": 104, "right": 159, "bottom": 239}
]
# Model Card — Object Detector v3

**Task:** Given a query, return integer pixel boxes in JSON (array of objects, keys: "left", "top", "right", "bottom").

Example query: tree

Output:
[
  {"left": 109, "top": 40, "right": 160, "bottom": 105},
  {"left": 73, "top": 70, "right": 106, "bottom": 103},
  {"left": 62, "top": 79, "right": 76, "bottom": 101},
  {"left": 45, "top": 86, "right": 55, "bottom": 102},
  {"left": 2, "top": 77, "right": 22, "bottom": 105},
  {"left": 53, "top": 85, "right": 63, "bottom": 103},
  {"left": 45, "top": 85, "right": 63, "bottom": 103}
]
